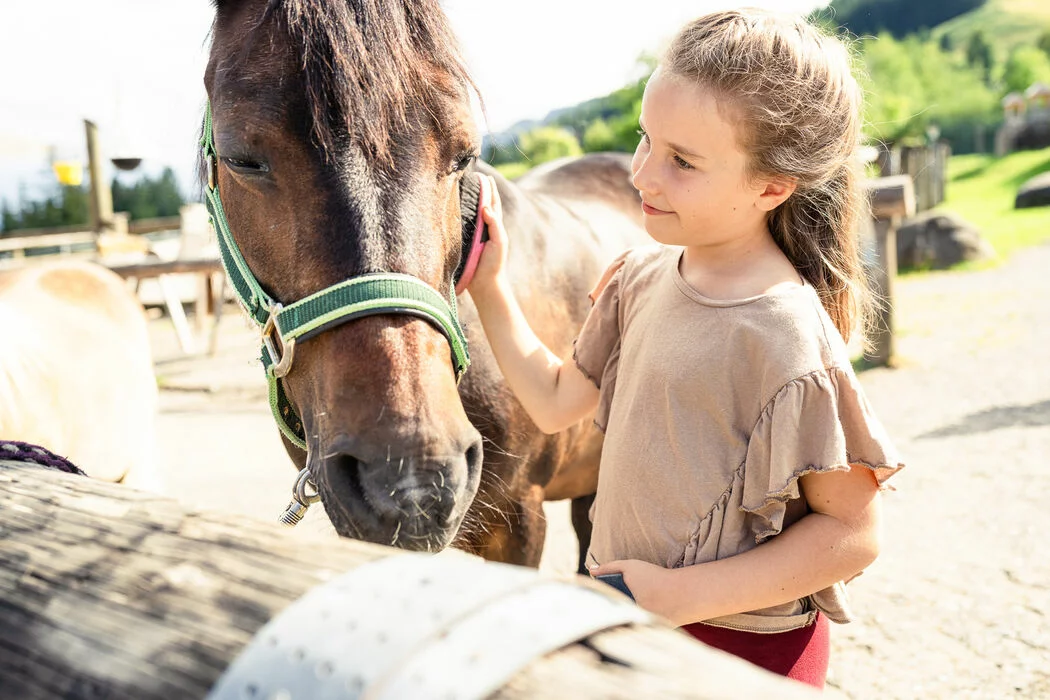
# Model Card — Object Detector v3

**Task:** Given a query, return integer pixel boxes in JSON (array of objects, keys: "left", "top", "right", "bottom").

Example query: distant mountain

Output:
[
  {"left": 482, "top": 77, "right": 647, "bottom": 162},
  {"left": 813, "top": 0, "right": 987, "bottom": 37}
]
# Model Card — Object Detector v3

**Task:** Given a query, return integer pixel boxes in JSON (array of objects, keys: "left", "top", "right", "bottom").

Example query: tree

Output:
[
  {"left": 582, "top": 119, "right": 618, "bottom": 152},
  {"left": 860, "top": 33, "right": 997, "bottom": 148},
  {"left": 0, "top": 185, "right": 90, "bottom": 233},
  {"left": 1001, "top": 46, "right": 1050, "bottom": 95},
  {"left": 517, "top": 127, "right": 583, "bottom": 166},
  {"left": 111, "top": 167, "right": 184, "bottom": 220},
  {"left": 1039, "top": 31, "right": 1050, "bottom": 60},
  {"left": 965, "top": 30, "right": 994, "bottom": 84},
  {"left": 1, "top": 202, "right": 16, "bottom": 233},
  {"left": 2, "top": 168, "right": 185, "bottom": 234}
]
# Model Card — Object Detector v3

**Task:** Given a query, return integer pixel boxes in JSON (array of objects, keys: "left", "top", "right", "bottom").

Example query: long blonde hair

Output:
[{"left": 664, "top": 9, "right": 872, "bottom": 343}]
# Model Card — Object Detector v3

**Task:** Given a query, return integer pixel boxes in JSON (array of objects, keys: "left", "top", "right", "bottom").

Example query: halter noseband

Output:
[{"left": 200, "top": 105, "right": 471, "bottom": 451}]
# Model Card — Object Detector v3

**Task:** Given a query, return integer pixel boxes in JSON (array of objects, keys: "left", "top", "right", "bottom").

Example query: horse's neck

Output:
[{"left": 0, "top": 301, "right": 49, "bottom": 440}]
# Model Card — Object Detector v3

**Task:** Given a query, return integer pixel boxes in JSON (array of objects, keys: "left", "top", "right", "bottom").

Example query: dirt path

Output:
[
  {"left": 151, "top": 242, "right": 1050, "bottom": 698},
  {"left": 823, "top": 244, "right": 1050, "bottom": 698}
]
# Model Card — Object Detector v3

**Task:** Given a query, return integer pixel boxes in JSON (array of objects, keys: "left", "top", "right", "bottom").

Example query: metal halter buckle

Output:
[
  {"left": 206, "top": 154, "right": 218, "bottom": 190},
  {"left": 262, "top": 304, "right": 296, "bottom": 379}
]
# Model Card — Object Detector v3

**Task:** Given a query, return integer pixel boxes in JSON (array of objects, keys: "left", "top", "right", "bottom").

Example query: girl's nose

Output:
[{"left": 631, "top": 152, "right": 656, "bottom": 196}]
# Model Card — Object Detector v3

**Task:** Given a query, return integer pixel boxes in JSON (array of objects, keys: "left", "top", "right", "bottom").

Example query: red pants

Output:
[{"left": 680, "top": 612, "right": 830, "bottom": 689}]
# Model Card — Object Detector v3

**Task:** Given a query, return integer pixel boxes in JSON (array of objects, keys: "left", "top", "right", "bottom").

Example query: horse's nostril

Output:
[
  {"left": 327, "top": 452, "right": 363, "bottom": 499},
  {"left": 465, "top": 440, "right": 482, "bottom": 474}
]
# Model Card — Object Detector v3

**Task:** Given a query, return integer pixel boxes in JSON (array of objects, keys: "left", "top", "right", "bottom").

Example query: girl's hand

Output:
[
  {"left": 466, "top": 174, "right": 508, "bottom": 298},
  {"left": 590, "top": 559, "right": 682, "bottom": 624}
]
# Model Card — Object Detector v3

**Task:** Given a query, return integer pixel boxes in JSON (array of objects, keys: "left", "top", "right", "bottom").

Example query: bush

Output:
[
  {"left": 517, "top": 127, "right": 583, "bottom": 166},
  {"left": 1001, "top": 46, "right": 1050, "bottom": 95},
  {"left": 861, "top": 33, "right": 998, "bottom": 147}
]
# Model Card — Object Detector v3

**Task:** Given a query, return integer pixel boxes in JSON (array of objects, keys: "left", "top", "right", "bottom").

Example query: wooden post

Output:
[
  {"left": 0, "top": 462, "right": 817, "bottom": 699},
  {"left": 84, "top": 120, "right": 114, "bottom": 235},
  {"left": 863, "top": 175, "right": 915, "bottom": 368},
  {"left": 179, "top": 203, "right": 218, "bottom": 333}
]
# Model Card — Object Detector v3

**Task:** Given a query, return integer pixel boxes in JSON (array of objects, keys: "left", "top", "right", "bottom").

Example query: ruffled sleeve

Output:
[
  {"left": 572, "top": 264, "right": 624, "bottom": 432},
  {"left": 741, "top": 366, "right": 903, "bottom": 544}
]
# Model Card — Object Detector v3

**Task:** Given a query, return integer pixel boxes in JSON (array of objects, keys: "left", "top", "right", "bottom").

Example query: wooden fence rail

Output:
[
  {"left": 0, "top": 462, "right": 815, "bottom": 699},
  {"left": 0, "top": 215, "right": 184, "bottom": 263}
]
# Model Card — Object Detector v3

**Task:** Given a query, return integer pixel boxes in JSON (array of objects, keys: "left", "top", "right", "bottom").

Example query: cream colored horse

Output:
[{"left": 0, "top": 260, "right": 160, "bottom": 490}]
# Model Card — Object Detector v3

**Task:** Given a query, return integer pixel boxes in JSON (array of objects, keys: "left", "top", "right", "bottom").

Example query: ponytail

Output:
[{"left": 768, "top": 160, "right": 873, "bottom": 343}]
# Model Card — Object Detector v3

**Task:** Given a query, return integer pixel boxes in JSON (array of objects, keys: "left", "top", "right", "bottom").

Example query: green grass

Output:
[
  {"left": 934, "top": 146, "right": 1050, "bottom": 264},
  {"left": 933, "top": 0, "right": 1050, "bottom": 56},
  {"left": 494, "top": 162, "right": 531, "bottom": 181}
]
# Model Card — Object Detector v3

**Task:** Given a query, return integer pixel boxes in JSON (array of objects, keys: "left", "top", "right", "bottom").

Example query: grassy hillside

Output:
[
  {"left": 932, "top": 0, "right": 1050, "bottom": 55},
  {"left": 937, "top": 146, "right": 1050, "bottom": 262}
]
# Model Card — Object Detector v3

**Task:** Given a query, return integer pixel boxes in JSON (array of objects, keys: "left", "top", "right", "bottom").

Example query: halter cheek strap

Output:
[{"left": 200, "top": 104, "right": 471, "bottom": 452}]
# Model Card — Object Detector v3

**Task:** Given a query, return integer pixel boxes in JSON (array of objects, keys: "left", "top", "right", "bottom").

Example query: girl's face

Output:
[{"left": 630, "top": 68, "right": 781, "bottom": 248}]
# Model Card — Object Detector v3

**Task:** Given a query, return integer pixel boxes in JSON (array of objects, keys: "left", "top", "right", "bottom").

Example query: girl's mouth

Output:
[{"left": 641, "top": 201, "right": 673, "bottom": 216}]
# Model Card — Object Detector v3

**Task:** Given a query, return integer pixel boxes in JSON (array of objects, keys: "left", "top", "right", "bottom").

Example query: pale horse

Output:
[{"left": 0, "top": 260, "right": 161, "bottom": 490}]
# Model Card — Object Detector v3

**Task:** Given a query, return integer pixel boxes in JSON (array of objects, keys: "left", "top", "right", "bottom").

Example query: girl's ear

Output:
[{"left": 755, "top": 177, "right": 797, "bottom": 212}]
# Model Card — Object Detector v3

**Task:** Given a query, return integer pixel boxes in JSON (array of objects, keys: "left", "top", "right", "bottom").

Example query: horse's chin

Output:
[
  {"left": 313, "top": 462, "right": 467, "bottom": 552},
  {"left": 322, "top": 499, "right": 461, "bottom": 552}
]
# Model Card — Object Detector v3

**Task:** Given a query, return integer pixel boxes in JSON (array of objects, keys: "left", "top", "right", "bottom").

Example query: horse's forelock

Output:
[{"left": 232, "top": 0, "right": 477, "bottom": 166}]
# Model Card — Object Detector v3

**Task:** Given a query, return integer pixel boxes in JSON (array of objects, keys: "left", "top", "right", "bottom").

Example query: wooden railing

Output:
[
  {"left": 0, "top": 231, "right": 97, "bottom": 259},
  {"left": 0, "top": 215, "right": 183, "bottom": 263}
]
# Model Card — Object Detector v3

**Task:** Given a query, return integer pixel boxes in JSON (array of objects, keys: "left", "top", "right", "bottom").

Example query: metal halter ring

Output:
[
  {"left": 294, "top": 468, "right": 321, "bottom": 506},
  {"left": 278, "top": 469, "right": 322, "bottom": 527},
  {"left": 262, "top": 304, "right": 296, "bottom": 379}
]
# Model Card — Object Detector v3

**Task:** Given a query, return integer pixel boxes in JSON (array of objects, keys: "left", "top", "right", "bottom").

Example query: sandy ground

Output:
[{"left": 149, "top": 243, "right": 1050, "bottom": 698}]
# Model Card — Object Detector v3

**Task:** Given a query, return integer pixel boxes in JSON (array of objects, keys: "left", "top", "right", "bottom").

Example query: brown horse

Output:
[{"left": 205, "top": 0, "right": 647, "bottom": 568}]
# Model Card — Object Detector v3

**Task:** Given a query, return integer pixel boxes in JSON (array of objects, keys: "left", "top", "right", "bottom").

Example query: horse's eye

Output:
[
  {"left": 451, "top": 153, "right": 477, "bottom": 174},
  {"left": 222, "top": 156, "right": 270, "bottom": 175}
]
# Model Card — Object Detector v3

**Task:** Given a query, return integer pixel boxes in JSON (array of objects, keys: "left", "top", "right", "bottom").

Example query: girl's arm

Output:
[
  {"left": 591, "top": 464, "right": 881, "bottom": 626},
  {"left": 467, "top": 175, "right": 600, "bottom": 435}
]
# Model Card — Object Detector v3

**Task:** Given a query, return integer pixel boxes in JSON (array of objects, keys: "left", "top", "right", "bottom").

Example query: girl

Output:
[{"left": 466, "top": 9, "right": 903, "bottom": 688}]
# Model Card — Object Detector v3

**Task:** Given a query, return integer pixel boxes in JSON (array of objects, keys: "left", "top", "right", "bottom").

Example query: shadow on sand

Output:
[{"left": 918, "top": 399, "right": 1050, "bottom": 439}]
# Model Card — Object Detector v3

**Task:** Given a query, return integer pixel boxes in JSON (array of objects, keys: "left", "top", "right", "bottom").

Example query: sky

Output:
[{"left": 0, "top": 0, "right": 828, "bottom": 206}]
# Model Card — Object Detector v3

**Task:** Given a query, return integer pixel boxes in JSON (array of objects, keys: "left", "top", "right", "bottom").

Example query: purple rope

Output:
[{"left": 0, "top": 440, "right": 87, "bottom": 476}]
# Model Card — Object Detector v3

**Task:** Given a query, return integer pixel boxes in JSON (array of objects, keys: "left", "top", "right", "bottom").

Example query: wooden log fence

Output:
[
  {"left": 875, "top": 143, "right": 949, "bottom": 213},
  {"left": 0, "top": 462, "right": 817, "bottom": 699}
]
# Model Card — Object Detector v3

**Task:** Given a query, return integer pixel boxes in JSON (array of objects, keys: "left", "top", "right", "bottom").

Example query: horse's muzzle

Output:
[{"left": 314, "top": 434, "right": 483, "bottom": 551}]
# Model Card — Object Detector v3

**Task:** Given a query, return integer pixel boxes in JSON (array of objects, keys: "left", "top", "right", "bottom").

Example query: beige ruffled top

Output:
[{"left": 574, "top": 245, "right": 903, "bottom": 633}]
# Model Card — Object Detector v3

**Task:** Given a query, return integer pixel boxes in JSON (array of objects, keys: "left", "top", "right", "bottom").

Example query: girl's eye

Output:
[
  {"left": 636, "top": 128, "right": 650, "bottom": 144},
  {"left": 222, "top": 157, "right": 269, "bottom": 175},
  {"left": 673, "top": 154, "right": 695, "bottom": 171}
]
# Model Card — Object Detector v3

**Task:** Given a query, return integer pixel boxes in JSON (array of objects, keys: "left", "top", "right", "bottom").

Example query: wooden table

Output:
[{"left": 105, "top": 257, "right": 227, "bottom": 356}]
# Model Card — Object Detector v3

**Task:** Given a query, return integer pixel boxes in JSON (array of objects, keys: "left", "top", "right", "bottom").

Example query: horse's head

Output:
[{"left": 204, "top": 0, "right": 485, "bottom": 550}]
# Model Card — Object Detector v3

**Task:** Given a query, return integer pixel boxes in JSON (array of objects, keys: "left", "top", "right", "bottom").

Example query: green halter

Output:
[{"left": 200, "top": 105, "right": 471, "bottom": 451}]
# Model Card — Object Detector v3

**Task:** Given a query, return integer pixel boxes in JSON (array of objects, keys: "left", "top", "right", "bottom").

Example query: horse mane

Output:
[{"left": 215, "top": 0, "right": 476, "bottom": 166}]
